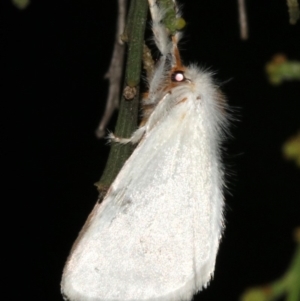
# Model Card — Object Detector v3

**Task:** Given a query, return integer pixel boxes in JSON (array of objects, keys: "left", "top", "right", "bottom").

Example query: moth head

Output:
[{"left": 169, "top": 66, "right": 225, "bottom": 106}]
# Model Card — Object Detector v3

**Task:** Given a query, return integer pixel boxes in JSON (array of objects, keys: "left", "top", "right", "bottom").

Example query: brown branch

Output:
[
  {"left": 95, "top": 0, "right": 127, "bottom": 138},
  {"left": 237, "top": 0, "right": 248, "bottom": 40}
]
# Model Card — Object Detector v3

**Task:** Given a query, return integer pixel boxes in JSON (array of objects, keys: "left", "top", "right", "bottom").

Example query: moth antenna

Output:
[{"left": 171, "top": 35, "right": 183, "bottom": 69}]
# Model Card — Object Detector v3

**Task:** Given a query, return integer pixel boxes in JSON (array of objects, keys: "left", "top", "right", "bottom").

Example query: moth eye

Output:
[{"left": 171, "top": 71, "right": 185, "bottom": 82}]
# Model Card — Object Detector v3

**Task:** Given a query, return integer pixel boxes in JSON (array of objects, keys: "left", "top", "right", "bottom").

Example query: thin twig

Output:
[
  {"left": 95, "top": 0, "right": 127, "bottom": 138},
  {"left": 237, "top": 0, "right": 248, "bottom": 40},
  {"left": 287, "top": 0, "right": 300, "bottom": 25}
]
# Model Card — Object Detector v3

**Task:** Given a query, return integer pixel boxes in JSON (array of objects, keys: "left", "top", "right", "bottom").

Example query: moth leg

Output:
[{"left": 108, "top": 126, "right": 146, "bottom": 145}]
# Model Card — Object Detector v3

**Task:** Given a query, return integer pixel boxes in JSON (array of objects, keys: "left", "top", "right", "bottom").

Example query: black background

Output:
[{"left": 2, "top": 0, "right": 300, "bottom": 301}]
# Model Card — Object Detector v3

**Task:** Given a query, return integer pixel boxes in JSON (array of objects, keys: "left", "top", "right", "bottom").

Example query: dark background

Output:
[{"left": 2, "top": 0, "right": 300, "bottom": 300}]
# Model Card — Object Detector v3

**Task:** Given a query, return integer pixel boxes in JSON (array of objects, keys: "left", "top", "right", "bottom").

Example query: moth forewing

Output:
[{"left": 61, "top": 65, "right": 228, "bottom": 301}]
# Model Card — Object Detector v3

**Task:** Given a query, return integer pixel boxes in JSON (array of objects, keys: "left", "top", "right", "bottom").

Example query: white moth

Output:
[{"left": 61, "top": 1, "right": 230, "bottom": 301}]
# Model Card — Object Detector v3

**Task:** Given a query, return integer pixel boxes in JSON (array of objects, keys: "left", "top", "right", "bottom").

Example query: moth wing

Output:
[{"left": 62, "top": 106, "right": 223, "bottom": 301}]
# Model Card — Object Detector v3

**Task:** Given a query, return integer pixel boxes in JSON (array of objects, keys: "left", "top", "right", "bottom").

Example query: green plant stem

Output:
[
  {"left": 125, "top": 0, "right": 148, "bottom": 87},
  {"left": 285, "top": 241, "right": 300, "bottom": 301},
  {"left": 121, "top": 0, "right": 135, "bottom": 42},
  {"left": 240, "top": 238, "right": 300, "bottom": 301},
  {"left": 96, "top": 0, "right": 148, "bottom": 198},
  {"left": 270, "top": 240, "right": 300, "bottom": 301}
]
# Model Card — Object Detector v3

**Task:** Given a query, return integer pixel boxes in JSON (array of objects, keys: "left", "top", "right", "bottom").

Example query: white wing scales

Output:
[{"left": 62, "top": 91, "right": 225, "bottom": 301}]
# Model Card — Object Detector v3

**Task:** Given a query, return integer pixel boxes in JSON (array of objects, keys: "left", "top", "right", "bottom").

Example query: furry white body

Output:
[{"left": 61, "top": 66, "right": 227, "bottom": 301}]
